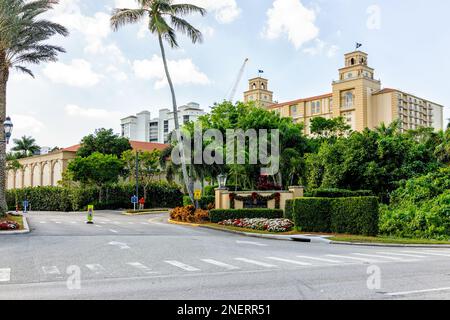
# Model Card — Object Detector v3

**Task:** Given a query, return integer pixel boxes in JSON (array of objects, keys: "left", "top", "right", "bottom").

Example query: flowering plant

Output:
[
  {"left": 218, "top": 218, "right": 294, "bottom": 233},
  {"left": 0, "top": 221, "right": 20, "bottom": 230}
]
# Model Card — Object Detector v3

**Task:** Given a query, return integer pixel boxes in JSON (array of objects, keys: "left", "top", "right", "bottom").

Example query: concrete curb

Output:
[
  {"left": 330, "top": 241, "right": 450, "bottom": 248},
  {"left": 123, "top": 211, "right": 168, "bottom": 216},
  {"left": 167, "top": 219, "right": 201, "bottom": 227},
  {"left": 0, "top": 215, "right": 30, "bottom": 235}
]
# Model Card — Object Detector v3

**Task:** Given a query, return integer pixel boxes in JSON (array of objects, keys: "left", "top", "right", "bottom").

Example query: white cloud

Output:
[
  {"left": 11, "top": 114, "right": 45, "bottom": 134},
  {"left": 133, "top": 55, "right": 210, "bottom": 89},
  {"left": 303, "top": 39, "right": 339, "bottom": 57},
  {"left": 65, "top": 104, "right": 124, "bottom": 119},
  {"left": 263, "top": 0, "right": 319, "bottom": 49},
  {"left": 114, "top": 0, "right": 139, "bottom": 9},
  {"left": 43, "top": 59, "right": 102, "bottom": 87},
  {"left": 174, "top": 0, "right": 241, "bottom": 24}
]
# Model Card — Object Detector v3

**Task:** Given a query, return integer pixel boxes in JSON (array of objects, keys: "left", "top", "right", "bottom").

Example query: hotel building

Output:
[{"left": 244, "top": 50, "right": 444, "bottom": 134}]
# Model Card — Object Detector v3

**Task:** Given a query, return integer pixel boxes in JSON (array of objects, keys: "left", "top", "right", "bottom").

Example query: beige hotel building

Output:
[{"left": 244, "top": 50, "right": 444, "bottom": 134}]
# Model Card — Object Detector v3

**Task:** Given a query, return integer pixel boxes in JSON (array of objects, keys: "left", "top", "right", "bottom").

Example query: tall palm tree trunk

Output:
[
  {"left": 158, "top": 34, "right": 194, "bottom": 204},
  {"left": 0, "top": 62, "right": 9, "bottom": 216}
]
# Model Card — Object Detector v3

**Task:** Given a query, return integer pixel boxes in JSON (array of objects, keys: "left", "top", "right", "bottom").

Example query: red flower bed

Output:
[{"left": 0, "top": 220, "right": 20, "bottom": 230}]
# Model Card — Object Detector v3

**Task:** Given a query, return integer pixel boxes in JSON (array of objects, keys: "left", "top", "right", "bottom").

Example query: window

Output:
[
  {"left": 252, "top": 83, "right": 256, "bottom": 90},
  {"left": 164, "top": 120, "right": 169, "bottom": 133},
  {"left": 341, "top": 91, "right": 354, "bottom": 109},
  {"left": 183, "top": 115, "right": 190, "bottom": 124},
  {"left": 290, "top": 105, "right": 297, "bottom": 116},
  {"left": 261, "top": 83, "right": 265, "bottom": 90}
]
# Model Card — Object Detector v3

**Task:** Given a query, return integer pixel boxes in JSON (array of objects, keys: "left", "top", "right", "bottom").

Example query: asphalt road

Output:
[{"left": 0, "top": 210, "right": 450, "bottom": 300}]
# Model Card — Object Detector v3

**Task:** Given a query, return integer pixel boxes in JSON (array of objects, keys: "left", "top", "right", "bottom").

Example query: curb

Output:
[
  {"left": 0, "top": 215, "right": 30, "bottom": 235},
  {"left": 123, "top": 211, "right": 168, "bottom": 216},
  {"left": 167, "top": 219, "right": 201, "bottom": 227},
  {"left": 330, "top": 241, "right": 450, "bottom": 248}
]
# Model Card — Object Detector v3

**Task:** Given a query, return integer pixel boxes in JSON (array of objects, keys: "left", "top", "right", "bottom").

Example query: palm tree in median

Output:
[
  {"left": 111, "top": 0, "right": 206, "bottom": 204},
  {"left": 11, "top": 135, "right": 40, "bottom": 158},
  {"left": 0, "top": 0, "right": 68, "bottom": 216}
]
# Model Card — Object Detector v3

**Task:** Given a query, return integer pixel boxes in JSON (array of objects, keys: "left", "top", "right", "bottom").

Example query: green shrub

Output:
[
  {"left": 331, "top": 197, "right": 379, "bottom": 236},
  {"left": 183, "top": 195, "right": 215, "bottom": 209},
  {"left": 284, "top": 199, "right": 294, "bottom": 220},
  {"left": 7, "top": 182, "right": 183, "bottom": 212},
  {"left": 309, "top": 188, "right": 373, "bottom": 198},
  {"left": 209, "top": 209, "right": 283, "bottom": 223},
  {"left": 291, "top": 198, "right": 333, "bottom": 233},
  {"left": 291, "top": 196, "right": 379, "bottom": 236}
]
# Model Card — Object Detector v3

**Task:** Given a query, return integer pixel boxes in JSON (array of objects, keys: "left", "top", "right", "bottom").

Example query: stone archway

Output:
[
  {"left": 7, "top": 170, "right": 15, "bottom": 189},
  {"left": 42, "top": 163, "right": 51, "bottom": 186},
  {"left": 52, "top": 161, "right": 62, "bottom": 186},
  {"left": 15, "top": 170, "right": 23, "bottom": 189},
  {"left": 32, "top": 164, "right": 42, "bottom": 187},
  {"left": 24, "top": 165, "right": 32, "bottom": 187}
]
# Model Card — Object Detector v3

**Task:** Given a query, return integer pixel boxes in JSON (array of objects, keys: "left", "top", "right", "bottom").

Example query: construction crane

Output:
[{"left": 228, "top": 58, "right": 249, "bottom": 102}]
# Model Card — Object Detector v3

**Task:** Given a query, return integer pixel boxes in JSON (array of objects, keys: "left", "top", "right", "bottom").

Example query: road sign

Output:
[
  {"left": 194, "top": 189, "right": 202, "bottom": 200},
  {"left": 23, "top": 200, "right": 29, "bottom": 213},
  {"left": 131, "top": 195, "right": 138, "bottom": 204},
  {"left": 86, "top": 205, "right": 94, "bottom": 224}
]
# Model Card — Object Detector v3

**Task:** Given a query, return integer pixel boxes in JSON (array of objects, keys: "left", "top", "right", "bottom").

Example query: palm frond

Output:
[
  {"left": 14, "top": 65, "right": 34, "bottom": 78},
  {"left": 170, "top": 4, "right": 206, "bottom": 17},
  {"left": 170, "top": 15, "right": 203, "bottom": 44},
  {"left": 110, "top": 9, "right": 147, "bottom": 31}
]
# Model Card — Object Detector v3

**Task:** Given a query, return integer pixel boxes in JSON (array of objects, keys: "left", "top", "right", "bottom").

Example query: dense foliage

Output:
[
  {"left": 379, "top": 167, "right": 450, "bottom": 239},
  {"left": 76, "top": 128, "right": 132, "bottom": 158},
  {"left": 290, "top": 197, "right": 379, "bottom": 236},
  {"left": 7, "top": 182, "right": 183, "bottom": 212}
]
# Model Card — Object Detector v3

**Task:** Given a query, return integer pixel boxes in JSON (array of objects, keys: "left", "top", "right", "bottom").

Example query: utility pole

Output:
[{"left": 135, "top": 151, "right": 139, "bottom": 199}]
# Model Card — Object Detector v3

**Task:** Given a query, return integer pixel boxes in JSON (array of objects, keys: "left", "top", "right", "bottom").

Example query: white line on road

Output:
[
  {"left": 165, "top": 260, "right": 200, "bottom": 272},
  {"left": 108, "top": 241, "right": 130, "bottom": 249},
  {"left": 42, "top": 266, "right": 60, "bottom": 275},
  {"left": 39, "top": 221, "right": 46, "bottom": 224},
  {"left": 376, "top": 252, "right": 427, "bottom": 258},
  {"left": 386, "top": 287, "right": 450, "bottom": 297},
  {"left": 401, "top": 251, "right": 450, "bottom": 257},
  {"left": 201, "top": 259, "right": 240, "bottom": 270},
  {"left": 140, "top": 222, "right": 149, "bottom": 225},
  {"left": 326, "top": 254, "right": 379, "bottom": 262},
  {"left": 296, "top": 255, "right": 343, "bottom": 263},
  {"left": 236, "top": 240, "right": 268, "bottom": 247},
  {"left": 266, "top": 257, "right": 312, "bottom": 266},
  {"left": 95, "top": 225, "right": 102, "bottom": 228},
  {"left": 109, "top": 229, "right": 118, "bottom": 233},
  {"left": 126, "top": 262, "right": 156, "bottom": 274},
  {"left": 0, "top": 268, "right": 11, "bottom": 282},
  {"left": 85, "top": 264, "right": 106, "bottom": 274},
  {"left": 234, "top": 258, "right": 277, "bottom": 268},
  {"left": 352, "top": 253, "right": 409, "bottom": 261}
]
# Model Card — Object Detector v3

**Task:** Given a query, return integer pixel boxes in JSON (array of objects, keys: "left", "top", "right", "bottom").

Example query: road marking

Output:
[
  {"left": 108, "top": 241, "right": 130, "bottom": 249},
  {"left": 296, "top": 255, "right": 343, "bottom": 263},
  {"left": 109, "top": 229, "right": 118, "bottom": 233},
  {"left": 201, "top": 259, "right": 240, "bottom": 270},
  {"left": 85, "top": 264, "right": 106, "bottom": 274},
  {"left": 234, "top": 258, "right": 277, "bottom": 268},
  {"left": 99, "top": 222, "right": 107, "bottom": 224},
  {"left": 128, "top": 222, "right": 135, "bottom": 225},
  {"left": 39, "top": 221, "right": 46, "bottom": 224},
  {"left": 42, "top": 266, "right": 60, "bottom": 275},
  {"left": 140, "top": 222, "right": 149, "bottom": 225},
  {"left": 55, "top": 221, "right": 62, "bottom": 224},
  {"left": 266, "top": 257, "right": 312, "bottom": 266},
  {"left": 236, "top": 240, "right": 268, "bottom": 247},
  {"left": 95, "top": 225, "right": 102, "bottom": 228},
  {"left": 126, "top": 262, "right": 156, "bottom": 274},
  {"left": 352, "top": 253, "right": 408, "bottom": 261},
  {"left": 376, "top": 252, "right": 427, "bottom": 258},
  {"left": 326, "top": 254, "right": 379, "bottom": 262},
  {"left": 0, "top": 268, "right": 11, "bottom": 282},
  {"left": 112, "top": 222, "right": 121, "bottom": 225},
  {"left": 401, "top": 251, "right": 450, "bottom": 257},
  {"left": 386, "top": 287, "right": 450, "bottom": 297},
  {"left": 165, "top": 260, "right": 200, "bottom": 272},
  {"left": 70, "top": 221, "right": 77, "bottom": 224}
]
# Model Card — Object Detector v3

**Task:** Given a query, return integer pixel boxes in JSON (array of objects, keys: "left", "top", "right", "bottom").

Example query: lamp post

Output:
[
  {"left": 3, "top": 116, "right": 13, "bottom": 144},
  {"left": 217, "top": 173, "right": 227, "bottom": 190},
  {"left": 1, "top": 117, "right": 13, "bottom": 215}
]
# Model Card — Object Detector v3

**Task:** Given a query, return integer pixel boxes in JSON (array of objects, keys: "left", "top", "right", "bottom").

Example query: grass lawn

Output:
[
  {"left": 0, "top": 214, "right": 24, "bottom": 230},
  {"left": 329, "top": 235, "right": 450, "bottom": 245}
]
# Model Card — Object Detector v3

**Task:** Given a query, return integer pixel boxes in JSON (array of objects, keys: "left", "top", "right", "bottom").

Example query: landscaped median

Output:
[
  {"left": 123, "top": 208, "right": 170, "bottom": 216},
  {"left": 0, "top": 213, "right": 29, "bottom": 234}
]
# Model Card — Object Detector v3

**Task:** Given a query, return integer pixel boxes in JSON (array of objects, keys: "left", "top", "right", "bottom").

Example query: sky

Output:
[{"left": 7, "top": 0, "right": 450, "bottom": 149}]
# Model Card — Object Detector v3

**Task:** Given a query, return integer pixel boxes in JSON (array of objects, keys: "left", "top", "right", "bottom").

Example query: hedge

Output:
[
  {"left": 307, "top": 188, "right": 373, "bottom": 198},
  {"left": 7, "top": 182, "right": 183, "bottom": 212},
  {"left": 183, "top": 195, "right": 215, "bottom": 209},
  {"left": 284, "top": 199, "right": 294, "bottom": 220},
  {"left": 209, "top": 209, "right": 283, "bottom": 223},
  {"left": 291, "top": 197, "right": 379, "bottom": 236}
]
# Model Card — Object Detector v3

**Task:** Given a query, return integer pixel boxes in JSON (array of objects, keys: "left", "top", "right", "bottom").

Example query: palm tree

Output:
[
  {"left": 11, "top": 135, "right": 40, "bottom": 157},
  {"left": 0, "top": 0, "right": 68, "bottom": 215},
  {"left": 111, "top": 0, "right": 206, "bottom": 204}
]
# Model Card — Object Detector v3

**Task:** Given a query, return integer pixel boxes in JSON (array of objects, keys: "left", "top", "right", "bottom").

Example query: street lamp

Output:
[
  {"left": 3, "top": 117, "right": 13, "bottom": 144},
  {"left": 217, "top": 173, "right": 227, "bottom": 190}
]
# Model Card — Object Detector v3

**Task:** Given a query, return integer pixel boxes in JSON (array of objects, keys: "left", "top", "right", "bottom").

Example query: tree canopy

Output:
[{"left": 77, "top": 128, "right": 132, "bottom": 158}]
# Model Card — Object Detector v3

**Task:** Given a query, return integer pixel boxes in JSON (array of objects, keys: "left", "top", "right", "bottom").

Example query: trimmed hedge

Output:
[
  {"left": 183, "top": 195, "right": 215, "bottom": 209},
  {"left": 7, "top": 182, "right": 183, "bottom": 212},
  {"left": 209, "top": 209, "right": 283, "bottom": 223},
  {"left": 308, "top": 188, "right": 373, "bottom": 198},
  {"left": 284, "top": 199, "right": 294, "bottom": 220},
  {"left": 291, "top": 197, "right": 379, "bottom": 236}
]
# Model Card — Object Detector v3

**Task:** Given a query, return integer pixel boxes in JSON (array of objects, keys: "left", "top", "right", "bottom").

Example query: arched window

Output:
[
  {"left": 350, "top": 58, "right": 355, "bottom": 65},
  {"left": 252, "top": 83, "right": 256, "bottom": 90}
]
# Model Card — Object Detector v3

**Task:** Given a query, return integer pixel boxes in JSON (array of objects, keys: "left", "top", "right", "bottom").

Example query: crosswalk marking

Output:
[
  {"left": 352, "top": 253, "right": 409, "bottom": 261},
  {"left": 165, "top": 260, "right": 200, "bottom": 272},
  {"left": 201, "top": 259, "right": 240, "bottom": 270},
  {"left": 266, "top": 257, "right": 312, "bottom": 266},
  {"left": 234, "top": 258, "right": 277, "bottom": 268},
  {"left": 296, "top": 255, "right": 343, "bottom": 264},
  {"left": 126, "top": 262, "right": 155, "bottom": 274},
  {"left": 401, "top": 251, "right": 450, "bottom": 257},
  {"left": 0, "top": 268, "right": 11, "bottom": 282},
  {"left": 326, "top": 254, "right": 378, "bottom": 262},
  {"left": 109, "top": 229, "right": 118, "bottom": 233},
  {"left": 42, "top": 266, "right": 60, "bottom": 275},
  {"left": 85, "top": 264, "right": 106, "bottom": 274},
  {"left": 376, "top": 252, "right": 427, "bottom": 258}
]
